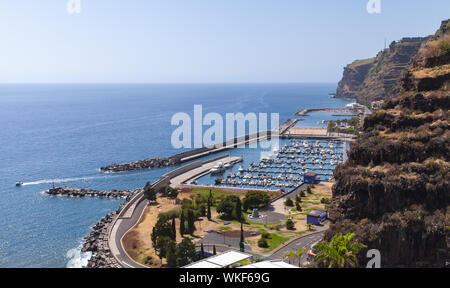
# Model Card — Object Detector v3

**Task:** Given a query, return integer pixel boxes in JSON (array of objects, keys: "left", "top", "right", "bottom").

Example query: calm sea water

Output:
[{"left": 0, "top": 84, "right": 351, "bottom": 267}]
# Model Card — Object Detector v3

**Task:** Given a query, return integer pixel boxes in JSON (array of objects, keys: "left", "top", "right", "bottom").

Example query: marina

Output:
[{"left": 193, "top": 139, "right": 346, "bottom": 191}]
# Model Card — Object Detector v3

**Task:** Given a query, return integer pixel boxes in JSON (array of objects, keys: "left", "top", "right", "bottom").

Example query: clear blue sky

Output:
[{"left": 0, "top": 0, "right": 449, "bottom": 83}]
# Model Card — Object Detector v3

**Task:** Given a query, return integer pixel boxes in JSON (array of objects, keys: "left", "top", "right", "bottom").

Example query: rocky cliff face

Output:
[
  {"left": 335, "top": 58, "right": 375, "bottom": 99},
  {"left": 326, "top": 20, "right": 450, "bottom": 268},
  {"left": 335, "top": 37, "right": 428, "bottom": 105}
]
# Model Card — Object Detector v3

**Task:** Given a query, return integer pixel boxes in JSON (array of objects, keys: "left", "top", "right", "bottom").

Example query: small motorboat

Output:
[
  {"left": 16, "top": 182, "right": 23, "bottom": 187},
  {"left": 224, "top": 163, "right": 233, "bottom": 169}
]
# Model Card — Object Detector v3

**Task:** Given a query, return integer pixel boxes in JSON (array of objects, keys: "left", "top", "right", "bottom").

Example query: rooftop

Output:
[
  {"left": 183, "top": 250, "right": 252, "bottom": 268},
  {"left": 240, "top": 260, "right": 299, "bottom": 268}
]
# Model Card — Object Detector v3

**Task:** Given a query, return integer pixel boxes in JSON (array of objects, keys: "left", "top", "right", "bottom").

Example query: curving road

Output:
[
  {"left": 110, "top": 195, "right": 149, "bottom": 268},
  {"left": 269, "top": 231, "right": 325, "bottom": 265}
]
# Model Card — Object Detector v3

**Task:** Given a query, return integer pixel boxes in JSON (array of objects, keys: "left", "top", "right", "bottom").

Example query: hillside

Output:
[
  {"left": 336, "top": 37, "right": 428, "bottom": 105},
  {"left": 326, "top": 19, "right": 450, "bottom": 267}
]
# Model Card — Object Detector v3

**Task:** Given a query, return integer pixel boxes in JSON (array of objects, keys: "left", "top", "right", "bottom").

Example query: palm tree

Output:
[
  {"left": 282, "top": 251, "right": 295, "bottom": 264},
  {"left": 294, "top": 248, "right": 306, "bottom": 267},
  {"left": 282, "top": 248, "right": 306, "bottom": 266},
  {"left": 313, "top": 233, "right": 366, "bottom": 268}
]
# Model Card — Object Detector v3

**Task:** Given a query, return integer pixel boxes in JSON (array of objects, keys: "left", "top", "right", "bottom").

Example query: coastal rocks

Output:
[
  {"left": 82, "top": 207, "right": 123, "bottom": 268},
  {"left": 46, "top": 187, "right": 137, "bottom": 199},
  {"left": 100, "top": 157, "right": 181, "bottom": 173},
  {"left": 46, "top": 187, "right": 142, "bottom": 267}
]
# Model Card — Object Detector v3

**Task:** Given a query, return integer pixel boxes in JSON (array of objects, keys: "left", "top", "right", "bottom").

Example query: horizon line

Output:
[{"left": 0, "top": 81, "right": 338, "bottom": 85}]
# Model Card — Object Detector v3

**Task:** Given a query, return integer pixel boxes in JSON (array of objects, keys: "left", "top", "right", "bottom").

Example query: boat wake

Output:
[
  {"left": 22, "top": 175, "right": 114, "bottom": 186},
  {"left": 66, "top": 245, "right": 92, "bottom": 268}
]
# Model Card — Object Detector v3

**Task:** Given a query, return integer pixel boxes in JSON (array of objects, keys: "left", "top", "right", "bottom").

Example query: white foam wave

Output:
[
  {"left": 22, "top": 175, "right": 111, "bottom": 186},
  {"left": 66, "top": 245, "right": 92, "bottom": 268}
]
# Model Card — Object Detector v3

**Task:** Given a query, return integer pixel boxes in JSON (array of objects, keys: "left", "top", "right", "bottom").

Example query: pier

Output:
[
  {"left": 169, "top": 156, "right": 243, "bottom": 187},
  {"left": 295, "top": 108, "right": 354, "bottom": 116}
]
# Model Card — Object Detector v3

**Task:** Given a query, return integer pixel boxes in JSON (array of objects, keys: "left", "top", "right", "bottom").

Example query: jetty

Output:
[
  {"left": 46, "top": 187, "right": 140, "bottom": 199},
  {"left": 295, "top": 108, "right": 354, "bottom": 116},
  {"left": 100, "top": 130, "right": 274, "bottom": 173}
]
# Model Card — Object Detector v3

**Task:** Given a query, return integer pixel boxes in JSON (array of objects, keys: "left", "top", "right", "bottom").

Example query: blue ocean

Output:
[{"left": 0, "top": 84, "right": 351, "bottom": 267}]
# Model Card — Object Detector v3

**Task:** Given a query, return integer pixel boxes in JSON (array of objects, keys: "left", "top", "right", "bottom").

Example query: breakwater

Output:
[
  {"left": 100, "top": 130, "right": 273, "bottom": 173},
  {"left": 100, "top": 157, "right": 181, "bottom": 173},
  {"left": 82, "top": 205, "right": 124, "bottom": 268},
  {"left": 46, "top": 187, "right": 138, "bottom": 199},
  {"left": 57, "top": 187, "right": 141, "bottom": 268},
  {"left": 295, "top": 108, "right": 353, "bottom": 116}
]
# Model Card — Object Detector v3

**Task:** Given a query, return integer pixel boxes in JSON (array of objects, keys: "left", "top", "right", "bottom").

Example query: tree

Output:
[
  {"left": 216, "top": 195, "right": 241, "bottom": 219},
  {"left": 151, "top": 215, "right": 175, "bottom": 248},
  {"left": 233, "top": 197, "right": 242, "bottom": 221},
  {"left": 294, "top": 248, "right": 306, "bottom": 267},
  {"left": 284, "top": 197, "right": 294, "bottom": 207},
  {"left": 179, "top": 209, "right": 186, "bottom": 236},
  {"left": 242, "top": 190, "right": 270, "bottom": 211},
  {"left": 164, "top": 185, "right": 179, "bottom": 199},
  {"left": 282, "top": 251, "right": 295, "bottom": 264},
  {"left": 257, "top": 237, "right": 268, "bottom": 248},
  {"left": 155, "top": 236, "right": 172, "bottom": 264},
  {"left": 207, "top": 199, "right": 212, "bottom": 220},
  {"left": 207, "top": 190, "right": 212, "bottom": 220},
  {"left": 307, "top": 223, "right": 314, "bottom": 231},
  {"left": 314, "top": 233, "right": 366, "bottom": 268},
  {"left": 283, "top": 248, "right": 306, "bottom": 266},
  {"left": 144, "top": 182, "right": 157, "bottom": 202},
  {"left": 295, "top": 201, "right": 302, "bottom": 212},
  {"left": 171, "top": 216, "right": 176, "bottom": 241},
  {"left": 187, "top": 209, "right": 196, "bottom": 234},
  {"left": 177, "top": 238, "right": 197, "bottom": 267},
  {"left": 295, "top": 195, "right": 302, "bottom": 211},
  {"left": 239, "top": 222, "right": 245, "bottom": 252},
  {"left": 166, "top": 241, "right": 177, "bottom": 268},
  {"left": 286, "top": 218, "right": 295, "bottom": 230}
]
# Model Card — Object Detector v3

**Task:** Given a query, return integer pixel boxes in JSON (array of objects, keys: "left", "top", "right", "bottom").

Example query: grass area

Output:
[
  {"left": 191, "top": 187, "right": 281, "bottom": 202},
  {"left": 192, "top": 187, "right": 241, "bottom": 201},
  {"left": 299, "top": 208, "right": 315, "bottom": 215},
  {"left": 237, "top": 259, "right": 251, "bottom": 265},
  {"left": 218, "top": 226, "right": 232, "bottom": 231},
  {"left": 218, "top": 215, "right": 249, "bottom": 225},
  {"left": 264, "top": 232, "right": 291, "bottom": 252}
]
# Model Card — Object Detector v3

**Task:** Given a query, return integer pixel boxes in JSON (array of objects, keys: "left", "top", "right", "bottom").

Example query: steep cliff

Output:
[
  {"left": 335, "top": 37, "right": 427, "bottom": 105},
  {"left": 326, "top": 20, "right": 450, "bottom": 268},
  {"left": 335, "top": 58, "right": 375, "bottom": 99}
]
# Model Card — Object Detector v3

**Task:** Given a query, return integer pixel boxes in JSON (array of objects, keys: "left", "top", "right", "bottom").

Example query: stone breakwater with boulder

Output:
[
  {"left": 45, "top": 186, "right": 142, "bottom": 267},
  {"left": 100, "top": 157, "right": 180, "bottom": 173},
  {"left": 81, "top": 188, "right": 141, "bottom": 267},
  {"left": 46, "top": 186, "right": 136, "bottom": 198},
  {"left": 82, "top": 203, "right": 129, "bottom": 268}
]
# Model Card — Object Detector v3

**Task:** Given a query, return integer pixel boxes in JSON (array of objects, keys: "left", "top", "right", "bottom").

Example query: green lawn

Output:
[
  {"left": 218, "top": 226, "right": 232, "bottom": 231},
  {"left": 264, "top": 232, "right": 291, "bottom": 252},
  {"left": 192, "top": 188, "right": 241, "bottom": 201}
]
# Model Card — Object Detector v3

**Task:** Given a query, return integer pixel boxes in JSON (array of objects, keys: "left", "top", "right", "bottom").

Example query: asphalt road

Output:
[
  {"left": 113, "top": 197, "right": 149, "bottom": 268},
  {"left": 269, "top": 231, "right": 325, "bottom": 265}
]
